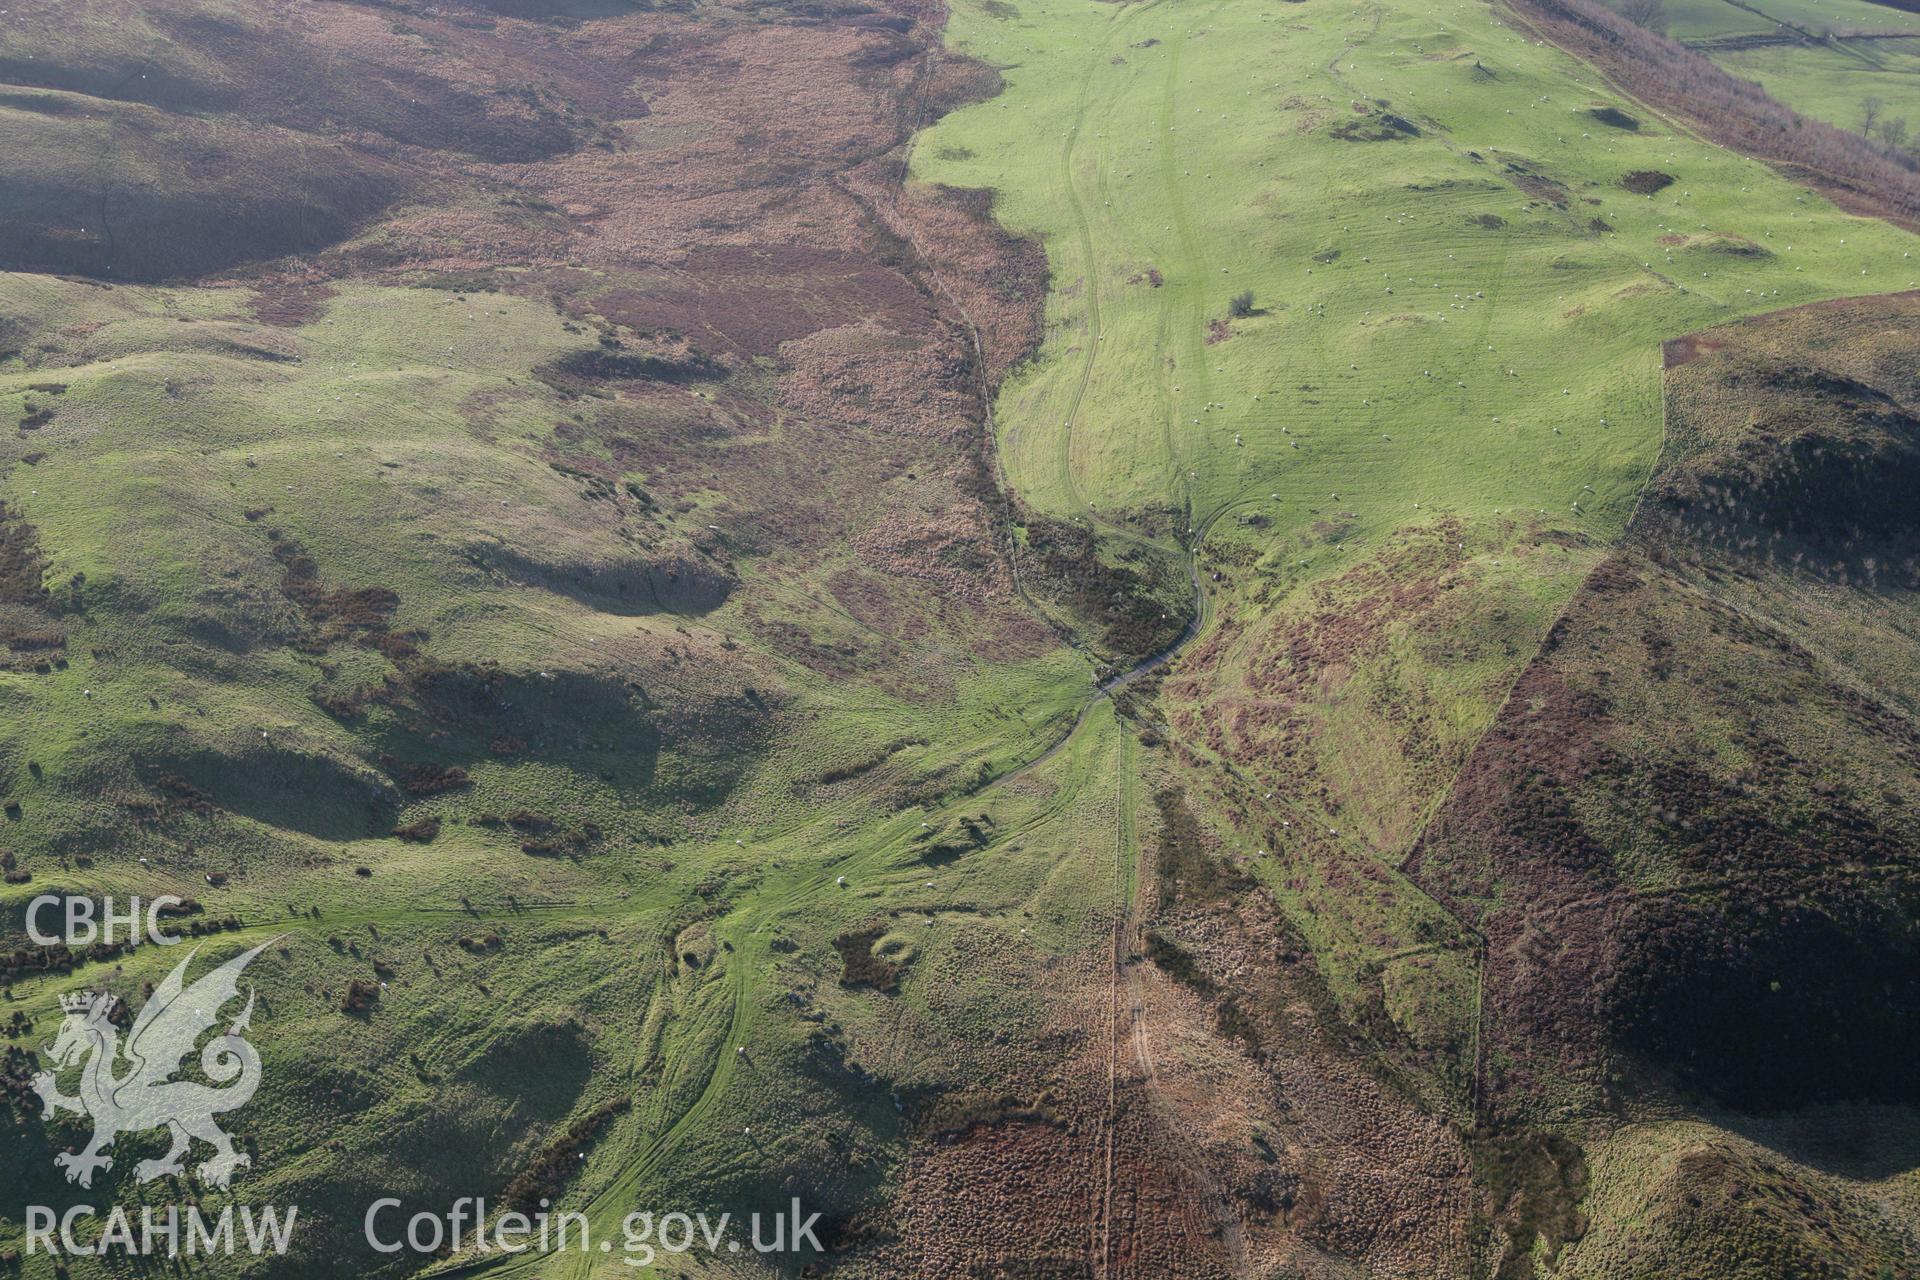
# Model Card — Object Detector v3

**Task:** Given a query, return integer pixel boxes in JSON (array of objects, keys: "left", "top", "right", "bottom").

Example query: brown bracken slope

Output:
[{"left": 1407, "top": 294, "right": 1920, "bottom": 1279}]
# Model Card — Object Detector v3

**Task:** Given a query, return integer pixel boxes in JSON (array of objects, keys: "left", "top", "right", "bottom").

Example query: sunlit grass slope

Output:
[{"left": 917, "top": 0, "right": 1915, "bottom": 541}]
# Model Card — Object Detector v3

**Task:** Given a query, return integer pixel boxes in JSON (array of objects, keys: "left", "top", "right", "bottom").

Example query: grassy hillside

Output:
[
  {"left": 0, "top": 0, "right": 1915, "bottom": 1275},
  {"left": 0, "top": 1, "right": 1129, "bottom": 1272},
  {"left": 913, "top": 0, "right": 1920, "bottom": 1273},
  {"left": 1409, "top": 292, "right": 1920, "bottom": 1277},
  {"left": 912, "top": 0, "right": 1913, "bottom": 1046},
  {"left": 0, "top": 262, "right": 1108, "bottom": 1272}
]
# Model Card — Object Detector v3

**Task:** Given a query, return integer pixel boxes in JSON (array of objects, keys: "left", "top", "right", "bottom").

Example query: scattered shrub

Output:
[
  {"left": 833, "top": 926, "right": 905, "bottom": 993},
  {"left": 1587, "top": 105, "right": 1639, "bottom": 130},
  {"left": 340, "top": 979, "right": 380, "bottom": 1014}
]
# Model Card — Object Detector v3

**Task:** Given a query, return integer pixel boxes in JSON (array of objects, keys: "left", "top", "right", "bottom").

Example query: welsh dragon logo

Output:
[{"left": 32, "top": 939, "right": 277, "bottom": 1189}]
